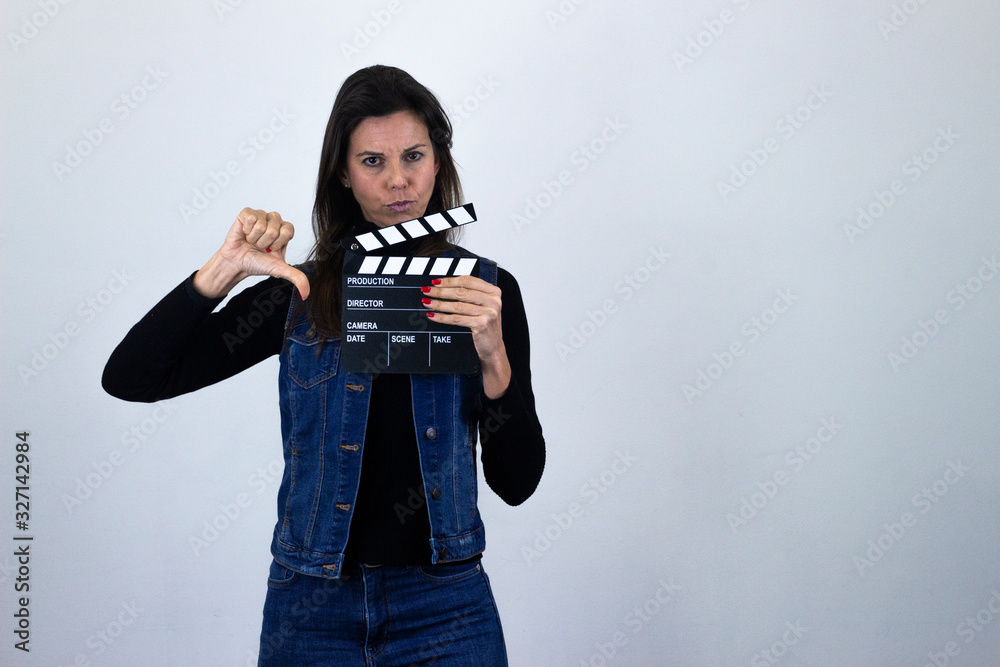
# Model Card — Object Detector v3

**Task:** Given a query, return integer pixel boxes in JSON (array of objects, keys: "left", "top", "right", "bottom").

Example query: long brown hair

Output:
[{"left": 293, "top": 65, "right": 463, "bottom": 339}]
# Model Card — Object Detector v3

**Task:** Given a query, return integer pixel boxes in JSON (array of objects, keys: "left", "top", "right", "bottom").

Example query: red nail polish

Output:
[
  {"left": 266, "top": 247, "right": 272, "bottom": 253},
  {"left": 420, "top": 286, "right": 431, "bottom": 293},
  {"left": 421, "top": 298, "right": 431, "bottom": 304},
  {"left": 427, "top": 313, "right": 435, "bottom": 318},
  {"left": 431, "top": 279, "right": 442, "bottom": 285}
]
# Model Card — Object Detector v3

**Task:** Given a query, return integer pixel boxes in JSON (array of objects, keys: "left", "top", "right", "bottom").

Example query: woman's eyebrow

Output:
[{"left": 355, "top": 143, "right": 427, "bottom": 157}]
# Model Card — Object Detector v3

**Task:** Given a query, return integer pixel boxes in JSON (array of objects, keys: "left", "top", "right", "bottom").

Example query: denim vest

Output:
[{"left": 270, "top": 247, "right": 498, "bottom": 579}]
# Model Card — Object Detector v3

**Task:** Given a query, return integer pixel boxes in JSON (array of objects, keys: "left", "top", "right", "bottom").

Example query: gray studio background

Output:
[{"left": 3, "top": 1, "right": 1000, "bottom": 665}]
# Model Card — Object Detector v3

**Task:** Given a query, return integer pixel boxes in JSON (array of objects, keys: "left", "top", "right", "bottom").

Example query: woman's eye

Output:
[
  {"left": 363, "top": 156, "right": 381, "bottom": 167},
  {"left": 406, "top": 152, "right": 422, "bottom": 161}
]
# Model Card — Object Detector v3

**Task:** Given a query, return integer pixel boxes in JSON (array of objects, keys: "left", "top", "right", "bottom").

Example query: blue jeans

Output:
[{"left": 257, "top": 558, "right": 508, "bottom": 666}]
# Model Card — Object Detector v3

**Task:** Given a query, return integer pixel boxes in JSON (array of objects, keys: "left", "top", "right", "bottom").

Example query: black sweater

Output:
[{"left": 102, "top": 264, "right": 545, "bottom": 566}]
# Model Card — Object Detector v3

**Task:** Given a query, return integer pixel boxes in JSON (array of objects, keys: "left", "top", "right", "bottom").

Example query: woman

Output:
[{"left": 103, "top": 65, "right": 545, "bottom": 665}]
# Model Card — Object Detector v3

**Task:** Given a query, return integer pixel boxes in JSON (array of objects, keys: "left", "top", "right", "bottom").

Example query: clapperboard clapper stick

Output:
[{"left": 340, "top": 203, "right": 483, "bottom": 374}]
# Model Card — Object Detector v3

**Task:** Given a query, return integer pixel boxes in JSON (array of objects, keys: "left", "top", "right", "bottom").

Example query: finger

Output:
[
  {"left": 423, "top": 300, "right": 502, "bottom": 342},
  {"left": 421, "top": 296, "right": 490, "bottom": 317},
  {"left": 267, "top": 220, "right": 295, "bottom": 253},
  {"left": 264, "top": 211, "right": 285, "bottom": 236},
  {"left": 243, "top": 209, "right": 269, "bottom": 245},
  {"left": 263, "top": 260, "right": 311, "bottom": 300},
  {"left": 224, "top": 215, "right": 248, "bottom": 244},
  {"left": 428, "top": 276, "right": 500, "bottom": 297},
  {"left": 256, "top": 220, "right": 282, "bottom": 252},
  {"left": 232, "top": 208, "right": 256, "bottom": 244},
  {"left": 239, "top": 207, "right": 262, "bottom": 236},
  {"left": 248, "top": 211, "right": 287, "bottom": 250},
  {"left": 422, "top": 281, "right": 501, "bottom": 307},
  {"left": 287, "top": 266, "right": 311, "bottom": 300},
  {"left": 236, "top": 207, "right": 257, "bottom": 230},
  {"left": 424, "top": 311, "right": 483, "bottom": 329},
  {"left": 257, "top": 212, "right": 290, "bottom": 251},
  {"left": 428, "top": 275, "right": 500, "bottom": 294}
]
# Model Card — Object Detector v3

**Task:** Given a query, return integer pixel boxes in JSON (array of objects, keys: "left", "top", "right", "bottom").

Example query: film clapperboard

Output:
[{"left": 341, "top": 203, "right": 482, "bottom": 374}]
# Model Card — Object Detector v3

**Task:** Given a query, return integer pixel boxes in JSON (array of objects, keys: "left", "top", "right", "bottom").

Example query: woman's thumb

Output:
[{"left": 282, "top": 265, "right": 311, "bottom": 300}]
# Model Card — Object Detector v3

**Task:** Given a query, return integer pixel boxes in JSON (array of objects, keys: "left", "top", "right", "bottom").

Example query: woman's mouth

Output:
[{"left": 386, "top": 200, "right": 414, "bottom": 213}]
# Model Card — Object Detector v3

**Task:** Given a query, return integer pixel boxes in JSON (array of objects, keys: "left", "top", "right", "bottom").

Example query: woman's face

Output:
[{"left": 342, "top": 110, "right": 440, "bottom": 228}]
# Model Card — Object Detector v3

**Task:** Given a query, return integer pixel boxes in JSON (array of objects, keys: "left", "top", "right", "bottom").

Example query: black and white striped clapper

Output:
[
  {"left": 345, "top": 203, "right": 477, "bottom": 252},
  {"left": 340, "top": 203, "right": 481, "bottom": 374}
]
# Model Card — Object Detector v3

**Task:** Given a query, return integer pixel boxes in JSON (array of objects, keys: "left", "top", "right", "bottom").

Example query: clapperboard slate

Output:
[{"left": 341, "top": 203, "right": 481, "bottom": 374}]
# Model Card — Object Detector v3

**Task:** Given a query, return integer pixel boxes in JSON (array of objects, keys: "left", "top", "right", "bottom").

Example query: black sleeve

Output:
[
  {"left": 478, "top": 268, "right": 546, "bottom": 506},
  {"left": 102, "top": 271, "right": 293, "bottom": 403}
]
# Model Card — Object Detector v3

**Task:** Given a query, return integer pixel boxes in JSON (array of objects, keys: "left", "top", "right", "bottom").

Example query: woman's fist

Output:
[{"left": 193, "top": 208, "right": 311, "bottom": 299}]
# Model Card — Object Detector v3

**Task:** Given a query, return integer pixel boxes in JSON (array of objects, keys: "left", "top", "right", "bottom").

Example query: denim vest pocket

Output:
[
  {"left": 266, "top": 558, "right": 298, "bottom": 588},
  {"left": 416, "top": 560, "right": 482, "bottom": 583},
  {"left": 286, "top": 334, "right": 341, "bottom": 389}
]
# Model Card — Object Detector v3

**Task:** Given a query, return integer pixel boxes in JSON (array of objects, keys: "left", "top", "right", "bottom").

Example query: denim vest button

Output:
[
  {"left": 305, "top": 327, "right": 316, "bottom": 340},
  {"left": 424, "top": 427, "right": 437, "bottom": 440},
  {"left": 431, "top": 487, "right": 442, "bottom": 500},
  {"left": 440, "top": 546, "right": 450, "bottom": 558}
]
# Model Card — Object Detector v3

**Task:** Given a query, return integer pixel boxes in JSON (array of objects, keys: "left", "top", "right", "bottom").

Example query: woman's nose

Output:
[{"left": 386, "top": 161, "right": 407, "bottom": 190}]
